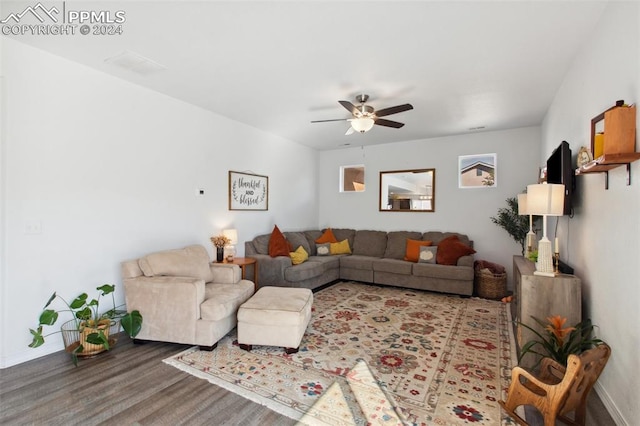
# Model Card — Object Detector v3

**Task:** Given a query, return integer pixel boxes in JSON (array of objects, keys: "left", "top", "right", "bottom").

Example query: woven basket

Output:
[{"left": 475, "top": 270, "right": 507, "bottom": 299}]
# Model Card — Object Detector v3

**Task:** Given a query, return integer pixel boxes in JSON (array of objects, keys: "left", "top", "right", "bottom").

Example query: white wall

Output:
[
  {"left": 318, "top": 127, "right": 541, "bottom": 283},
  {"left": 0, "top": 38, "right": 318, "bottom": 367},
  {"left": 541, "top": 2, "right": 638, "bottom": 424}
]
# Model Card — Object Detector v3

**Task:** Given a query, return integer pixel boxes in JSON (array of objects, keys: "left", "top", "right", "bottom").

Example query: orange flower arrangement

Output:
[
  {"left": 544, "top": 315, "right": 575, "bottom": 347},
  {"left": 519, "top": 315, "right": 602, "bottom": 367}
]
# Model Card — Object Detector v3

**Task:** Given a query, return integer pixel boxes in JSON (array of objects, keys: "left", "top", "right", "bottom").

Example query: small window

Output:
[{"left": 340, "top": 165, "right": 365, "bottom": 192}]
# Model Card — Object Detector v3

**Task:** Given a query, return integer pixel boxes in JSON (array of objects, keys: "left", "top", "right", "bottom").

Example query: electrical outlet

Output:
[{"left": 24, "top": 220, "right": 42, "bottom": 235}]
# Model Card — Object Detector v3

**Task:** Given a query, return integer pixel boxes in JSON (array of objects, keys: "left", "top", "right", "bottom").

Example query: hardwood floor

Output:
[
  {"left": 0, "top": 335, "right": 295, "bottom": 425},
  {"left": 1, "top": 334, "right": 615, "bottom": 425}
]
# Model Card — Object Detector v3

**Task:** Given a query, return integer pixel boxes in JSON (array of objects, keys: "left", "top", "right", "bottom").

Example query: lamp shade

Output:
[
  {"left": 351, "top": 117, "right": 375, "bottom": 133},
  {"left": 517, "top": 193, "right": 528, "bottom": 215},
  {"left": 222, "top": 228, "right": 238, "bottom": 245},
  {"left": 526, "top": 184, "right": 565, "bottom": 216}
]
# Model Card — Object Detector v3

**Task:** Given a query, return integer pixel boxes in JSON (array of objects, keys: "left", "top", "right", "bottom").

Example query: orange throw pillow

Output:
[
  {"left": 315, "top": 228, "right": 338, "bottom": 244},
  {"left": 268, "top": 225, "right": 291, "bottom": 257},
  {"left": 436, "top": 236, "right": 476, "bottom": 265},
  {"left": 404, "top": 239, "right": 432, "bottom": 262}
]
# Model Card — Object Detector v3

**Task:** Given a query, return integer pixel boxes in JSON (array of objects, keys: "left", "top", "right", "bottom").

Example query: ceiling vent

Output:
[{"left": 104, "top": 50, "right": 166, "bottom": 75}]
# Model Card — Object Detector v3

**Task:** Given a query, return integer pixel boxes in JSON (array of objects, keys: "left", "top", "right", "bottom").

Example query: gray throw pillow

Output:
[
  {"left": 316, "top": 243, "right": 331, "bottom": 256},
  {"left": 418, "top": 246, "right": 437, "bottom": 264}
]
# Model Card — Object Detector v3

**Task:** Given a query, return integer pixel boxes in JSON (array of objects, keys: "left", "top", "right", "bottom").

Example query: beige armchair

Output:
[{"left": 121, "top": 245, "right": 254, "bottom": 350}]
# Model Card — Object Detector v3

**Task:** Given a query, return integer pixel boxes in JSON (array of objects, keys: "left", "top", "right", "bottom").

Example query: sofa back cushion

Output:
[
  {"left": 303, "top": 230, "right": 322, "bottom": 255},
  {"left": 284, "top": 232, "right": 311, "bottom": 255},
  {"left": 251, "top": 234, "right": 271, "bottom": 255},
  {"left": 423, "top": 231, "right": 472, "bottom": 247},
  {"left": 384, "top": 231, "right": 423, "bottom": 259},
  {"left": 353, "top": 230, "right": 388, "bottom": 257},
  {"left": 331, "top": 228, "right": 356, "bottom": 249},
  {"left": 138, "top": 245, "right": 213, "bottom": 282}
]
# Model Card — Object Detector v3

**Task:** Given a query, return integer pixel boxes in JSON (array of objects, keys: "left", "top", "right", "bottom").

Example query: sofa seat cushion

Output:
[
  {"left": 201, "top": 280, "right": 254, "bottom": 321},
  {"left": 353, "top": 230, "right": 388, "bottom": 257},
  {"left": 372, "top": 258, "right": 412, "bottom": 275},
  {"left": 340, "top": 255, "right": 380, "bottom": 270},
  {"left": 284, "top": 260, "right": 326, "bottom": 282},
  {"left": 139, "top": 245, "right": 213, "bottom": 282},
  {"left": 308, "top": 255, "right": 341, "bottom": 268},
  {"left": 412, "top": 263, "right": 474, "bottom": 280}
]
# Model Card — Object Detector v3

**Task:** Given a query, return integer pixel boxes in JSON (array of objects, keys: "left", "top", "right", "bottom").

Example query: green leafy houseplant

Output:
[
  {"left": 490, "top": 195, "right": 537, "bottom": 255},
  {"left": 518, "top": 315, "right": 603, "bottom": 368},
  {"left": 29, "top": 284, "right": 143, "bottom": 365}
]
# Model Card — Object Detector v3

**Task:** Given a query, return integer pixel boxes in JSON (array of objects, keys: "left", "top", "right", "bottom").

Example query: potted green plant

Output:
[
  {"left": 490, "top": 194, "right": 538, "bottom": 255},
  {"left": 518, "top": 315, "right": 604, "bottom": 368},
  {"left": 28, "top": 284, "right": 143, "bottom": 365}
]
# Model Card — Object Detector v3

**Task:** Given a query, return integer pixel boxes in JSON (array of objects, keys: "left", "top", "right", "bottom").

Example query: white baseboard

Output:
[{"left": 594, "top": 381, "right": 628, "bottom": 425}]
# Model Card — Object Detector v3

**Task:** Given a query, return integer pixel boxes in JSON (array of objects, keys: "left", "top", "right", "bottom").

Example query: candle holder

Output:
[{"left": 554, "top": 252, "right": 560, "bottom": 274}]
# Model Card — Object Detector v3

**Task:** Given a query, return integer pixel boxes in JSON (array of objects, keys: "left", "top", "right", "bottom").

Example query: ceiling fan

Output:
[{"left": 311, "top": 94, "right": 414, "bottom": 135}]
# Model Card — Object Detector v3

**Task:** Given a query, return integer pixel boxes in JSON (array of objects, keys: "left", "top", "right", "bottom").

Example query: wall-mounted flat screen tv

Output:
[{"left": 546, "top": 140, "right": 575, "bottom": 215}]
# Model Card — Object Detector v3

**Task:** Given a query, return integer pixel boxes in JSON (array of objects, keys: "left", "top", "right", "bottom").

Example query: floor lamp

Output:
[
  {"left": 526, "top": 183, "right": 564, "bottom": 277},
  {"left": 517, "top": 193, "right": 535, "bottom": 258}
]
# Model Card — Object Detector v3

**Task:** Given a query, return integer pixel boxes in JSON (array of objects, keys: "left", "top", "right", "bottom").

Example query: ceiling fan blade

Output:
[
  {"left": 345, "top": 126, "right": 355, "bottom": 136},
  {"left": 374, "top": 103, "right": 414, "bottom": 118},
  {"left": 338, "top": 100, "right": 358, "bottom": 115},
  {"left": 374, "top": 118, "right": 405, "bottom": 128},
  {"left": 311, "top": 118, "right": 349, "bottom": 123}
]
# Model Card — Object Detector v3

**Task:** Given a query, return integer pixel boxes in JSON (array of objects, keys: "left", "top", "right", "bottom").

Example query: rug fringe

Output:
[{"left": 163, "top": 349, "right": 304, "bottom": 421}]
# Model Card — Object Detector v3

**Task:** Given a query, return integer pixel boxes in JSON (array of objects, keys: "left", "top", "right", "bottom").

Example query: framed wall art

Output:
[
  {"left": 228, "top": 171, "right": 268, "bottom": 210},
  {"left": 458, "top": 153, "right": 497, "bottom": 188},
  {"left": 340, "top": 164, "right": 365, "bottom": 192}
]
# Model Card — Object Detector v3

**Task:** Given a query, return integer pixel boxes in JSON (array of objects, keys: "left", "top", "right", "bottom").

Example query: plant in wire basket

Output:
[{"left": 28, "top": 284, "right": 142, "bottom": 366}]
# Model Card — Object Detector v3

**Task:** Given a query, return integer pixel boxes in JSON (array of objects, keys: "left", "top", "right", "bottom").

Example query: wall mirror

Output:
[{"left": 379, "top": 169, "right": 435, "bottom": 212}]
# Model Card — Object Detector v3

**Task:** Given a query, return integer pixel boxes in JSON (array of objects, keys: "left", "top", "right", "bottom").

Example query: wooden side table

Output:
[{"left": 223, "top": 257, "right": 258, "bottom": 291}]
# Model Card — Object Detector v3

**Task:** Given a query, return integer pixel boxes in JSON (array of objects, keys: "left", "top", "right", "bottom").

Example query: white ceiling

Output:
[{"left": 5, "top": 1, "right": 608, "bottom": 150}]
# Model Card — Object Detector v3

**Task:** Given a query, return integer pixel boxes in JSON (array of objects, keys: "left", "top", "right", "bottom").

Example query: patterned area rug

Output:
[{"left": 164, "top": 282, "right": 517, "bottom": 425}]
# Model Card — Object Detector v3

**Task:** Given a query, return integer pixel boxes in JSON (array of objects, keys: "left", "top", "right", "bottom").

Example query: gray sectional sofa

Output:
[{"left": 244, "top": 229, "right": 475, "bottom": 296}]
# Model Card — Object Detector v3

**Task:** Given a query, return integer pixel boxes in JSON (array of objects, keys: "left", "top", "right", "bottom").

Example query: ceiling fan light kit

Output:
[
  {"left": 311, "top": 93, "right": 413, "bottom": 135},
  {"left": 351, "top": 117, "right": 375, "bottom": 133}
]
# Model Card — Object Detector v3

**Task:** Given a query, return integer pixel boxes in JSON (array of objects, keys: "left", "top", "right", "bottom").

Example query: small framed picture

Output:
[
  {"left": 339, "top": 164, "right": 365, "bottom": 192},
  {"left": 576, "top": 146, "right": 593, "bottom": 168},
  {"left": 539, "top": 166, "right": 547, "bottom": 183},
  {"left": 458, "top": 153, "right": 496, "bottom": 188}
]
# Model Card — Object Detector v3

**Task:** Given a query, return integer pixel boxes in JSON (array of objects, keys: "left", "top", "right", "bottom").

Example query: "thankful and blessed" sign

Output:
[{"left": 229, "top": 171, "right": 268, "bottom": 210}]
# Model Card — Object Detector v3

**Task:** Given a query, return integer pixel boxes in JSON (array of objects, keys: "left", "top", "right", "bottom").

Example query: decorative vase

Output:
[{"left": 216, "top": 247, "right": 224, "bottom": 262}]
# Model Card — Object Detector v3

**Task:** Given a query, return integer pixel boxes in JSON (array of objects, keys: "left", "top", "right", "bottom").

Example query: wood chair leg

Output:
[
  {"left": 498, "top": 400, "right": 528, "bottom": 426},
  {"left": 199, "top": 342, "right": 218, "bottom": 351}
]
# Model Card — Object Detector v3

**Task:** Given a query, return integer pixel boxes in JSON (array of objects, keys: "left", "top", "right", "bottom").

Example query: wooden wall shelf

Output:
[
  {"left": 576, "top": 101, "right": 638, "bottom": 189},
  {"left": 575, "top": 153, "right": 640, "bottom": 189}
]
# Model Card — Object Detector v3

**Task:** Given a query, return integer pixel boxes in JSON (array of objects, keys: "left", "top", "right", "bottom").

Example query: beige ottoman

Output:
[{"left": 237, "top": 286, "right": 313, "bottom": 354}]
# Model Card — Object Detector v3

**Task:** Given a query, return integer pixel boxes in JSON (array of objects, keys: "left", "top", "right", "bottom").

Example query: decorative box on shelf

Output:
[{"left": 575, "top": 100, "right": 638, "bottom": 188}]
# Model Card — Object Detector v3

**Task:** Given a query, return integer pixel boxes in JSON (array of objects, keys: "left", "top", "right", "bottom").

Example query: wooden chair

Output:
[{"left": 499, "top": 343, "right": 611, "bottom": 426}]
